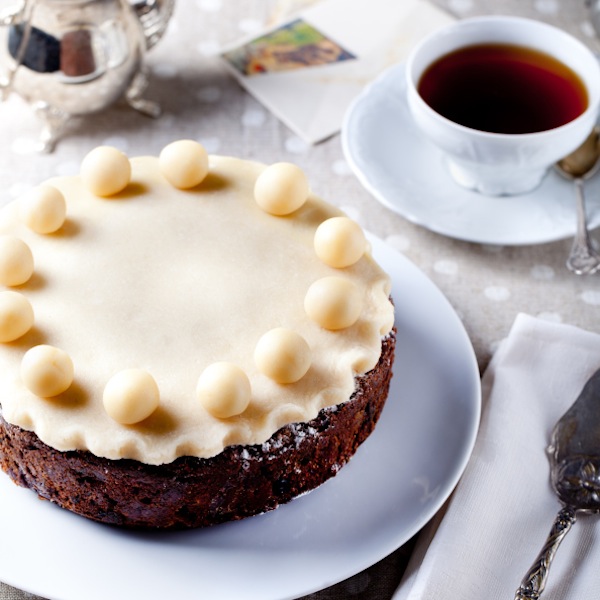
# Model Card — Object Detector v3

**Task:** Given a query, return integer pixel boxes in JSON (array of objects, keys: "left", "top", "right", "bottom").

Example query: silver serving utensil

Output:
[
  {"left": 514, "top": 367, "right": 600, "bottom": 600},
  {"left": 555, "top": 128, "right": 600, "bottom": 275}
]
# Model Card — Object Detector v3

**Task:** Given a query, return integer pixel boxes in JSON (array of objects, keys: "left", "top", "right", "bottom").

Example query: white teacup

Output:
[{"left": 405, "top": 16, "right": 600, "bottom": 196}]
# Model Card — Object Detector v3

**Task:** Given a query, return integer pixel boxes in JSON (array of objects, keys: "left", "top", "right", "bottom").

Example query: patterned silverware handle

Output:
[{"left": 514, "top": 506, "right": 577, "bottom": 600}]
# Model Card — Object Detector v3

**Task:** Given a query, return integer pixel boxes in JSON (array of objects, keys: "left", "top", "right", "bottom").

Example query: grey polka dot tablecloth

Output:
[{"left": 0, "top": 1, "right": 599, "bottom": 599}]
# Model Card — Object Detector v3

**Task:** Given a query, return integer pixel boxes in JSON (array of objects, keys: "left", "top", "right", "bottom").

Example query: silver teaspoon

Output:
[
  {"left": 514, "top": 367, "right": 600, "bottom": 600},
  {"left": 555, "top": 128, "right": 600, "bottom": 275}
]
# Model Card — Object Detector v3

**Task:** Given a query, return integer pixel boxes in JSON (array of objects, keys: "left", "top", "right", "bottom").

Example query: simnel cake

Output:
[{"left": 0, "top": 140, "right": 395, "bottom": 529}]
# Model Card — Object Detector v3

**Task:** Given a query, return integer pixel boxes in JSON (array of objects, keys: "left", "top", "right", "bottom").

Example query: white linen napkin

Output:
[{"left": 394, "top": 313, "right": 600, "bottom": 600}]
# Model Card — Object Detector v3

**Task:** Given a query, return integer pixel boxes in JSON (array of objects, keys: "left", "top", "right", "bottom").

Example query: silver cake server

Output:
[{"left": 514, "top": 367, "right": 600, "bottom": 600}]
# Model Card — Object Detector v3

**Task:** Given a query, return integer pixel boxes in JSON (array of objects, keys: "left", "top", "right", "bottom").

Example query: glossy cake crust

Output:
[{"left": 0, "top": 332, "right": 395, "bottom": 529}]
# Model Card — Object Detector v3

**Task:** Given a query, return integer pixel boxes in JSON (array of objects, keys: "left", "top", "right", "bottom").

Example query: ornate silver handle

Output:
[
  {"left": 514, "top": 506, "right": 577, "bottom": 600},
  {"left": 566, "top": 178, "right": 600, "bottom": 275}
]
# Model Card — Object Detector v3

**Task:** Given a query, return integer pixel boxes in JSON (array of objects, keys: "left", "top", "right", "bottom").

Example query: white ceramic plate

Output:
[
  {"left": 0, "top": 235, "right": 480, "bottom": 600},
  {"left": 342, "top": 63, "right": 600, "bottom": 246}
]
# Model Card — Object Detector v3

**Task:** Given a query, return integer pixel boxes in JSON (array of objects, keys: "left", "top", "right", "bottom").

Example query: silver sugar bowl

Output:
[{"left": 0, "top": 0, "right": 175, "bottom": 151}]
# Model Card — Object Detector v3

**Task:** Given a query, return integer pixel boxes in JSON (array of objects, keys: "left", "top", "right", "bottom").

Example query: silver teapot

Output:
[{"left": 0, "top": 0, "right": 175, "bottom": 151}]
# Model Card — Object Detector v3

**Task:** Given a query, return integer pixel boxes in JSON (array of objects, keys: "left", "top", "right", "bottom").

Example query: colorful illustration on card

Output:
[{"left": 222, "top": 19, "right": 356, "bottom": 76}]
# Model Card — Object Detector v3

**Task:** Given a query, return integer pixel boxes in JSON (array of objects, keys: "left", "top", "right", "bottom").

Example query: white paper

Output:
[{"left": 220, "top": 0, "right": 455, "bottom": 143}]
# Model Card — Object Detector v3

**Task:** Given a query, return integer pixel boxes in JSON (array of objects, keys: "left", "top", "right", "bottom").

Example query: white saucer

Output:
[{"left": 342, "top": 63, "right": 600, "bottom": 246}]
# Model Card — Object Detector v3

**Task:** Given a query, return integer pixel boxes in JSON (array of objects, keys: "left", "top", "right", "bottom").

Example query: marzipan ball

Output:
[
  {"left": 21, "top": 345, "right": 74, "bottom": 397},
  {"left": 0, "top": 235, "right": 34, "bottom": 286},
  {"left": 254, "top": 328, "right": 311, "bottom": 384},
  {"left": 196, "top": 362, "right": 251, "bottom": 418},
  {"left": 0, "top": 291, "right": 34, "bottom": 342},
  {"left": 103, "top": 368, "right": 160, "bottom": 425},
  {"left": 314, "top": 217, "right": 366, "bottom": 268},
  {"left": 81, "top": 146, "right": 131, "bottom": 197},
  {"left": 254, "top": 162, "right": 309, "bottom": 215},
  {"left": 20, "top": 184, "right": 67, "bottom": 234},
  {"left": 304, "top": 276, "right": 362, "bottom": 330},
  {"left": 159, "top": 140, "right": 209, "bottom": 189}
]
